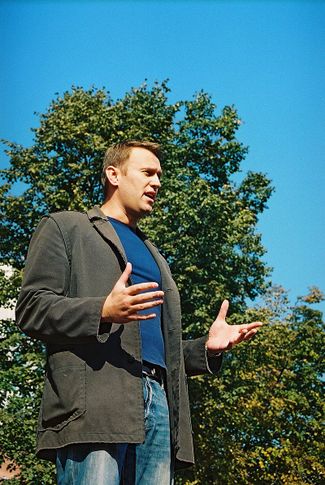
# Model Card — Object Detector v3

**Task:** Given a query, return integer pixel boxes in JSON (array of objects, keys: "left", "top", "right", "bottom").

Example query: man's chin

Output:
[
  {"left": 131, "top": 205, "right": 153, "bottom": 222},
  {"left": 139, "top": 205, "right": 154, "bottom": 217}
]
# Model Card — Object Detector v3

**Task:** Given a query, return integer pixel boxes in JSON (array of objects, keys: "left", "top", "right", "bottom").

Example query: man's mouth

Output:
[{"left": 144, "top": 192, "right": 156, "bottom": 202}]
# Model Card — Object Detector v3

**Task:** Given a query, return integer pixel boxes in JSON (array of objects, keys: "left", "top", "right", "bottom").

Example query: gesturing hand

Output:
[
  {"left": 205, "top": 300, "right": 263, "bottom": 354},
  {"left": 101, "top": 262, "right": 164, "bottom": 323}
]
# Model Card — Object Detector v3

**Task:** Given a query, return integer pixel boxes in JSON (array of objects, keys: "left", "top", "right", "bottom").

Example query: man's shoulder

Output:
[
  {"left": 31, "top": 209, "right": 92, "bottom": 239},
  {"left": 48, "top": 209, "right": 88, "bottom": 225},
  {"left": 46, "top": 209, "right": 96, "bottom": 238}
]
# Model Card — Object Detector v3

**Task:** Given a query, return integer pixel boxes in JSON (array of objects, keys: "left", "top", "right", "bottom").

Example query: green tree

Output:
[
  {"left": 0, "top": 268, "right": 56, "bottom": 483},
  {"left": 178, "top": 286, "right": 324, "bottom": 484},
  {"left": 0, "top": 82, "right": 273, "bottom": 482}
]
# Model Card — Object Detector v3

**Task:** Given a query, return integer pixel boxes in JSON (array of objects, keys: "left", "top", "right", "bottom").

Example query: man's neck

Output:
[{"left": 100, "top": 201, "right": 138, "bottom": 229}]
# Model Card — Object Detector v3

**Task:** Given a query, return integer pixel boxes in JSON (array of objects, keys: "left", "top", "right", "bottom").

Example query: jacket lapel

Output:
[{"left": 86, "top": 206, "right": 128, "bottom": 264}]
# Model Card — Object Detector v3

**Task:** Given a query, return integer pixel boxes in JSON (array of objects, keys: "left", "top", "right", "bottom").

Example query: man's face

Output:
[{"left": 113, "top": 147, "right": 162, "bottom": 223}]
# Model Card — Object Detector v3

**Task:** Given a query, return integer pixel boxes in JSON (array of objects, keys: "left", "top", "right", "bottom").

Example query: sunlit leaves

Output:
[{"left": 177, "top": 287, "right": 324, "bottom": 484}]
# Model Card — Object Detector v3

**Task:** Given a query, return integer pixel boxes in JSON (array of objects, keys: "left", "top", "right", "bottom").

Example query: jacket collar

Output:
[
  {"left": 86, "top": 205, "right": 127, "bottom": 263},
  {"left": 87, "top": 205, "right": 150, "bottom": 244}
]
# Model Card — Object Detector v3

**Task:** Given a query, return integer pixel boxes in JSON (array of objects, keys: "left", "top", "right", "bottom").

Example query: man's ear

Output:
[{"left": 105, "top": 166, "right": 120, "bottom": 187}]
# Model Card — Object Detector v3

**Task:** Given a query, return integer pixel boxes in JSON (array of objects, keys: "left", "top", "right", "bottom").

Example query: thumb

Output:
[
  {"left": 216, "top": 299, "right": 229, "bottom": 321},
  {"left": 118, "top": 262, "right": 132, "bottom": 286}
]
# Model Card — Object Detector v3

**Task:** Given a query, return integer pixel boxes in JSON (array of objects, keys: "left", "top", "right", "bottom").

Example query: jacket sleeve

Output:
[
  {"left": 182, "top": 336, "right": 223, "bottom": 376},
  {"left": 15, "top": 216, "right": 110, "bottom": 345}
]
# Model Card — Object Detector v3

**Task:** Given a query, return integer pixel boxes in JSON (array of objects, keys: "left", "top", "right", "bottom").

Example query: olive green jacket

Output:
[{"left": 16, "top": 206, "right": 222, "bottom": 469}]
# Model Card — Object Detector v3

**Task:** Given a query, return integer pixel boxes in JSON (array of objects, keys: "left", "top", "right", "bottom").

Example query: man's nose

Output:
[{"left": 151, "top": 174, "right": 161, "bottom": 189}]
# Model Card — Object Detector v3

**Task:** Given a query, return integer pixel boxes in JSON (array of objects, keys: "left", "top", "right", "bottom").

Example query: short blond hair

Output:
[{"left": 101, "top": 140, "right": 161, "bottom": 196}]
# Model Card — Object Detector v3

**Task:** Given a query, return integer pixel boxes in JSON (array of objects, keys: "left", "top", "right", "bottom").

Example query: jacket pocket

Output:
[{"left": 40, "top": 355, "right": 86, "bottom": 432}]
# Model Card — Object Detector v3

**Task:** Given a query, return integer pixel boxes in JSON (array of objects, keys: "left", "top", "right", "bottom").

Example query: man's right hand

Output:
[{"left": 101, "top": 262, "right": 164, "bottom": 323}]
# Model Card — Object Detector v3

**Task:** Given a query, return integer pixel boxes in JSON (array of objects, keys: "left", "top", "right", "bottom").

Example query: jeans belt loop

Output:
[{"left": 142, "top": 362, "right": 164, "bottom": 386}]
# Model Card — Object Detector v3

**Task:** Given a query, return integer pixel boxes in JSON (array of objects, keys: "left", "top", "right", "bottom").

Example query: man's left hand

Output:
[{"left": 205, "top": 300, "right": 263, "bottom": 355}]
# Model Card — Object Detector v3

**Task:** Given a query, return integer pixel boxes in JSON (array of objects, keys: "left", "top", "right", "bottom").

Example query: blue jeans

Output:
[{"left": 56, "top": 376, "right": 172, "bottom": 484}]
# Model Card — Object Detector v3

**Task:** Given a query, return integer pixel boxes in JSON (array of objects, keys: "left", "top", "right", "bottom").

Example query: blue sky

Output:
[{"left": 1, "top": 0, "right": 324, "bottom": 312}]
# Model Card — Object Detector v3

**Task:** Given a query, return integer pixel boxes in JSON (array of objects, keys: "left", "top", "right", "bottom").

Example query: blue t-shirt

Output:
[{"left": 108, "top": 217, "right": 166, "bottom": 369}]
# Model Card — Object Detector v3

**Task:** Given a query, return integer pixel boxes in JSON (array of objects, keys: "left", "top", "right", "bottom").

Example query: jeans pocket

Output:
[{"left": 143, "top": 377, "right": 153, "bottom": 421}]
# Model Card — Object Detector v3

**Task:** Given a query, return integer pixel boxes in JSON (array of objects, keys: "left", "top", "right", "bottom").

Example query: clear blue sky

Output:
[{"left": 1, "top": 0, "right": 324, "bottom": 312}]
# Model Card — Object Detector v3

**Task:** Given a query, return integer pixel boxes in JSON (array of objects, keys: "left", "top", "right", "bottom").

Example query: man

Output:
[{"left": 16, "top": 140, "right": 262, "bottom": 484}]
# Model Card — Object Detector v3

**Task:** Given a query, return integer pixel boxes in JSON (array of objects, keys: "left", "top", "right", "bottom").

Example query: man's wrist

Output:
[{"left": 205, "top": 344, "right": 223, "bottom": 358}]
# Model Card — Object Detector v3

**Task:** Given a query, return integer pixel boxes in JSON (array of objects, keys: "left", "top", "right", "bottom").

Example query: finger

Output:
[
  {"left": 119, "top": 262, "right": 133, "bottom": 285},
  {"left": 229, "top": 330, "right": 247, "bottom": 346},
  {"left": 131, "top": 290, "right": 164, "bottom": 304},
  {"left": 239, "top": 322, "right": 263, "bottom": 332},
  {"left": 126, "top": 312, "right": 157, "bottom": 321},
  {"left": 127, "top": 282, "right": 160, "bottom": 295},
  {"left": 216, "top": 299, "right": 229, "bottom": 321},
  {"left": 131, "top": 299, "right": 164, "bottom": 313},
  {"left": 242, "top": 329, "right": 258, "bottom": 340}
]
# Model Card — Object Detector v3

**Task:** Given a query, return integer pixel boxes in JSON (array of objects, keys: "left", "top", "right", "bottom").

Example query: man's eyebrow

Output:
[{"left": 142, "top": 166, "right": 162, "bottom": 176}]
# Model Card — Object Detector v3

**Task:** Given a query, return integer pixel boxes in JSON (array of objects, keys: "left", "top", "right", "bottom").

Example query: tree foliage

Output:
[
  {"left": 0, "top": 82, "right": 272, "bottom": 308},
  {"left": 178, "top": 286, "right": 324, "bottom": 484},
  {"left": 1, "top": 82, "right": 321, "bottom": 483}
]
